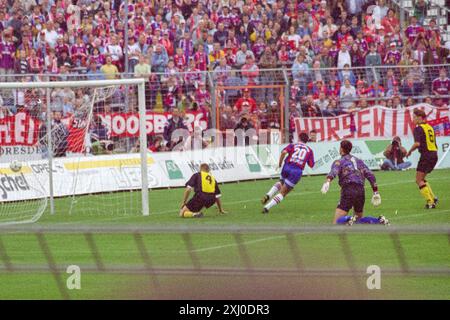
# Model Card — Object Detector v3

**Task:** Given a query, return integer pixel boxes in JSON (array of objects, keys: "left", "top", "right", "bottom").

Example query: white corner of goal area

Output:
[{"left": 0, "top": 78, "right": 147, "bottom": 89}]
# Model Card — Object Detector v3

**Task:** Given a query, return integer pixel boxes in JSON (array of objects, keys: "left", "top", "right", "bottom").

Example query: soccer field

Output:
[{"left": 0, "top": 169, "right": 449, "bottom": 299}]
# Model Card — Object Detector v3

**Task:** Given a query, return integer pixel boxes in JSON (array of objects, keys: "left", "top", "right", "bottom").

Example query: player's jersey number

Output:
[
  {"left": 201, "top": 172, "right": 216, "bottom": 193},
  {"left": 420, "top": 123, "right": 438, "bottom": 152},
  {"left": 428, "top": 130, "right": 435, "bottom": 143},
  {"left": 291, "top": 146, "right": 308, "bottom": 164}
]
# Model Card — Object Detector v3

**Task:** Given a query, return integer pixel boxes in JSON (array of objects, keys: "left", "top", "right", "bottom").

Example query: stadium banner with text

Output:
[
  {"left": 0, "top": 112, "right": 41, "bottom": 146},
  {"left": 1, "top": 139, "right": 449, "bottom": 202},
  {"left": 0, "top": 111, "right": 208, "bottom": 158},
  {"left": 96, "top": 111, "right": 208, "bottom": 137},
  {"left": 299, "top": 140, "right": 379, "bottom": 175},
  {"left": 273, "top": 137, "right": 450, "bottom": 175},
  {"left": 294, "top": 104, "right": 450, "bottom": 142},
  {"left": 0, "top": 146, "right": 275, "bottom": 202}
]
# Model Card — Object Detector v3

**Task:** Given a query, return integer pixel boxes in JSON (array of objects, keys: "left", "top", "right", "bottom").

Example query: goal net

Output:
[{"left": 0, "top": 78, "right": 148, "bottom": 225}]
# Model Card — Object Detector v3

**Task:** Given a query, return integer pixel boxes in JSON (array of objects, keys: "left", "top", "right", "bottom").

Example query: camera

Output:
[
  {"left": 102, "top": 141, "right": 114, "bottom": 152},
  {"left": 105, "top": 142, "right": 114, "bottom": 151},
  {"left": 392, "top": 140, "right": 399, "bottom": 147}
]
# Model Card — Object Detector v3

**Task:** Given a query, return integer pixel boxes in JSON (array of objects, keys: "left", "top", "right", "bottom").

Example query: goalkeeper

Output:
[{"left": 321, "top": 140, "right": 389, "bottom": 225}]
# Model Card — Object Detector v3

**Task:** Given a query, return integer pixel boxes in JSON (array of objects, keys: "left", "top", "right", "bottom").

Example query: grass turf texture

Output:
[{"left": 0, "top": 169, "right": 449, "bottom": 299}]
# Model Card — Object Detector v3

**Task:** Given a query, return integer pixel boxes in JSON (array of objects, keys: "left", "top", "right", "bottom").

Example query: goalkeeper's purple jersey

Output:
[
  {"left": 327, "top": 154, "right": 377, "bottom": 189},
  {"left": 283, "top": 143, "right": 315, "bottom": 170}
]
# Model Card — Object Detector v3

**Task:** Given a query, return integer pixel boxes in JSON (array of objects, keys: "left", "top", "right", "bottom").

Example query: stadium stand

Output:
[{"left": 0, "top": 0, "right": 448, "bottom": 151}]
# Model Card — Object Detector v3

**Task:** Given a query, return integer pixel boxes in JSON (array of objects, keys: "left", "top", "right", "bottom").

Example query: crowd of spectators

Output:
[{"left": 0, "top": 0, "right": 449, "bottom": 152}]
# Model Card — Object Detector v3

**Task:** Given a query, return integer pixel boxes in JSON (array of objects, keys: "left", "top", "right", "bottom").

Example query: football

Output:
[{"left": 10, "top": 160, "right": 22, "bottom": 173}]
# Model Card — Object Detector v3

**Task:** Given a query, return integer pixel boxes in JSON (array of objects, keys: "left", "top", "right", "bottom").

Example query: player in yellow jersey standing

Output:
[
  {"left": 406, "top": 109, "right": 439, "bottom": 209},
  {"left": 180, "top": 163, "right": 227, "bottom": 218}
]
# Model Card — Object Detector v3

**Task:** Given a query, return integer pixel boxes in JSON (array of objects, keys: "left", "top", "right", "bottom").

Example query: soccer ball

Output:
[{"left": 10, "top": 160, "right": 22, "bottom": 173}]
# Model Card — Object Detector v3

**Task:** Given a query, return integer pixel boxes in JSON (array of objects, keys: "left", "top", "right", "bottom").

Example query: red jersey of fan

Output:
[
  {"left": 66, "top": 116, "right": 88, "bottom": 153},
  {"left": 173, "top": 54, "right": 186, "bottom": 71},
  {"left": 235, "top": 97, "right": 257, "bottom": 113}
]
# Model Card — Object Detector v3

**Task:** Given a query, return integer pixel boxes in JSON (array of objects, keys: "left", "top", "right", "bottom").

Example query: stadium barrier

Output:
[{"left": 0, "top": 225, "right": 448, "bottom": 299}]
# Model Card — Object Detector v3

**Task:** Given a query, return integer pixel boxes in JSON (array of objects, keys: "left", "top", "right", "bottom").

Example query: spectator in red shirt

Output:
[
  {"left": 235, "top": 88, "right": 257, "bottom": 113},
  {"left": 426, "top": 19, "right": 441, "bottom": 44},
  {"left": 357, "top": 79, "right": 370, "bottom": 98},
  {"left": 278, "top": 44, "right": 290, "bottom": 66},
  {"left": 27, "top": 49, "right": 43, "bottom": 74},
  {"left": 193, "top": 43, "right": 208, "bottom": 71},
  {"left": 432, "top": 68, "right": 450, "bottom": 103},
  {"left": 148, "top": 136, "right": 168, "bottom": 153},
  {"left": 194, "top": 82, "right": 211, "bottom": 108},
  {"left": 241, "top": 55, "right": 260, "bottom": 86},
  {"left": 381, "top": 9, "right": 399, "bottom": 36}
]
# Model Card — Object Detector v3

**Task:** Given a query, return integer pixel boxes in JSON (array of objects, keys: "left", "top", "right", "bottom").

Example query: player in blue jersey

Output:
[
  {"left": 262, "top": 132, "right": 315, "bottom": 213},
  {"left": 321, "top": 140, "right": 389, "bottom": 225}
]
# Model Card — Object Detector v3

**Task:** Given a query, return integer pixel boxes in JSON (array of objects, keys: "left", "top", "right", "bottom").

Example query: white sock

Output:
[
  {"left": 265, "top": 194, "right": 284, "bottom": 210},
  {"left": 267, "top": 182, "right": 282, "bottom": 198}
]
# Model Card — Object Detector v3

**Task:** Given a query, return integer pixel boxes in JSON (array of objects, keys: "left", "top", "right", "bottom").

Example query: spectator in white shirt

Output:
[
  {"left": 346, "top": 0, "right": 365, "bottom": 16},
  {"left": 235, "top": 43, "right": 254, "bottom": 68},
  {"left": 337, "top": 46, "right": 352, "bottom": 69},
  {"left": 43, "top": 21, "right": 58, "bottom": 48},
  {"left": 106, "top": 35, "right": 123, "bottom": 63},
  {"left": 372, "top": 0, "right": 389, "bottom": 28},
  {"left": 340, "top": 78, "right": 357, "bottom": 110}
]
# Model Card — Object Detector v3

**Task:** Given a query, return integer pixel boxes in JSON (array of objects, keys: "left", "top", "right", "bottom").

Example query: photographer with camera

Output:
[
  {"left": 90, "top": 115, "right": 114, "bottom": 155},
  {"left": 234, "top": 116, "right": 256, "bottom": 146},
  {"left": 163, "top": 109, "right": 188, "bottom": 149},
  {"left": 381, "top": 136, "right": 412, "bottom": 171}
]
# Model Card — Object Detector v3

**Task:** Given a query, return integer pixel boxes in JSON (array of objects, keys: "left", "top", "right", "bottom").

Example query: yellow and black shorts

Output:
[
  {"left": 186, "top": 193, "right": 216, "bottom": 212},
  {"left": 417, "top": 153, "right": 438, "bottom": 174}
]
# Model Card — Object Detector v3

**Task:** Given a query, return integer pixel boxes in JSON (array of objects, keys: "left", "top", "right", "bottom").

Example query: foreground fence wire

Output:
[{"left": 0, "top": 225, "right": 448, "bottom": 299}]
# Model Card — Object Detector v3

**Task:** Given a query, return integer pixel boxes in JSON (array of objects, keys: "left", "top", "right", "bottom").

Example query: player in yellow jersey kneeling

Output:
[{"left": 180, "top": 163, "right": 227, "bottom": 218}]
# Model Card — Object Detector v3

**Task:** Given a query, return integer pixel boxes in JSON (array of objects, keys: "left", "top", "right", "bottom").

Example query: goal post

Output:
[{"left": 0, "top": 78, "right": 149, "bottom": 224}]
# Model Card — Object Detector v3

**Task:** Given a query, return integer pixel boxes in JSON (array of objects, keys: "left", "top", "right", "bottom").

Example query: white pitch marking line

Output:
[
  {"left": 393, "top": 209, "right": 450, "bottom": 220},
  {"left": 4, "top": 235, "right": 288, "bottom": 256},
  {"left": 186, "top": 235, "right": 286, "bottom": 253}
]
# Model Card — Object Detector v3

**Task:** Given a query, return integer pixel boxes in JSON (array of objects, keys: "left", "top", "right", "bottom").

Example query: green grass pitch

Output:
[{"left": 0, "top": 169, "right": 449, "bottom": 299}]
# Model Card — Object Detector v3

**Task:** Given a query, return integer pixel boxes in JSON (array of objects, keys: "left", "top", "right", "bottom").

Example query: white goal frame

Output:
[{"left": 0, "top": 79, "right": 149, "bottom": 217}]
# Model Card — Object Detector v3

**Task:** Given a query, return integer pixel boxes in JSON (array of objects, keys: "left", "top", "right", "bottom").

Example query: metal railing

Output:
[{"left": 0, "top": 225, "right": 448, "bottom": 299}]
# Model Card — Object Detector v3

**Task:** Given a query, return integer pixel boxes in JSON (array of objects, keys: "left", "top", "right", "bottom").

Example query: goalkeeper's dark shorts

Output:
[
  {"left": 186, "top": 193, "right": 216, "bottom": 212},
  {"left": 417, "top": 153, "right": 438, "bottom": 174},
  {"left": 338, "top": 183, "right": 365, "bottom": 213}
]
